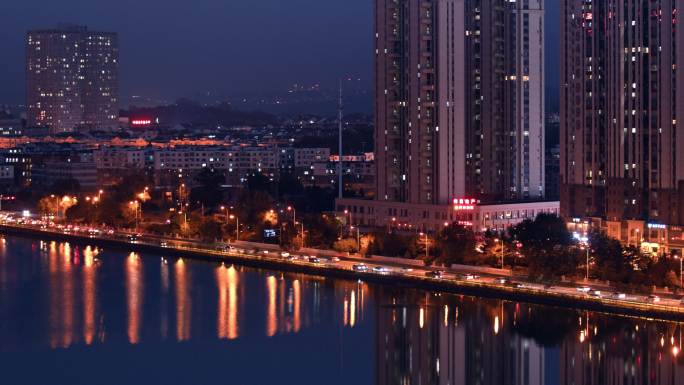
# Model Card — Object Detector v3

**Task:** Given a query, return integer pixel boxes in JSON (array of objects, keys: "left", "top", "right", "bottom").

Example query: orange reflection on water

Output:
[
  {"left": 49, "top": 241, "right": 74, "bottom": 349},
  {"left": 160, "top": 260, "right": 170, "bottom": 340},
  {"left": 350, "top": 290, "right": 356, "bottom": 327},
  {"left": 266, "top": 276, "right": 277, "bottom": 337},
  {"left": 82, "top": 246, "right": 97, "bottom": 345},
  {"left": 216, "top": 265, "right": 239, "bottom": 340},
  {"left": 175, "top": 259, "right": 191, "bottom": 341},
  {"left": 293, "top": 279, "right": 301, "bottom": 333},
  {"left": 125, "top": 252, "right": 143, "bottom": 344}
]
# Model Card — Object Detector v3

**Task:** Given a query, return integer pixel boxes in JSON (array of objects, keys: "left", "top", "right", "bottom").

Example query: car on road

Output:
[
  {"left": 400, "top": 267, "right": 414, "bottom": 273},
  {"left": 280, "top": 252, "right": 290, "bottom": 258},
  {"left": 462, "top": 274, "right": 479, "bottom": 281},
  {"left": 647, "top": 295, "right": 661, "bottom": 303},
  {"left": 611, "top": 292, "right": 627, "bottom": 300},
  {"left": 352, "top": 264, "right": 369, "bottom": 272},
  {"left": 514, "top": 283, "right": 528, "bottom": 289},
  {"left": 425, "top": 270, "right": 444, "bottom": 279},
  {"left": 576, "top": 286, "right": 592, "bottom": 293},
  {"left": 160, "top": 241, "right": 168, "bottom": 248},
  {"left": 372, "top": 266, "right": 391, "bottom": 275},
  {"left": 307, "top": 257, "right": 321, "bottom": 264},
  {"left": 128, "top": 235, "right": 138, "bottom": 243},
  {"left": 496, "top": 278, "right": 509, "bottom": 285},
  {"left": 589, "top": 290, "right": 602, "bottom": 298}
]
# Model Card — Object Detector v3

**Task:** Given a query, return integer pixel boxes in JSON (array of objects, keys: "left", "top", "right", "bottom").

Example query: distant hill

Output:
[{"left": 122, "top": 99, "right": 280, "bottom": 127}]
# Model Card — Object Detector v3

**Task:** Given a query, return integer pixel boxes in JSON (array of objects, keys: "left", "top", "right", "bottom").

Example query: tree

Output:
[
  {"left": 589, "top": 229, "right": 626, "bottom": 281},
  {"left": 278, "top": 172, "right": 304, "bottom": 197},
  {"left": 234, "top": 190, "right": 273, "bottom": 230},
  {"left": 333, "top": 238, "right": 358, "bottom": 253},
  {"left": 435, "top": 223, "right": 477, "bottom": 265},
  {"left": 367, "top": 231, "right": 418, "bottom": 259},
  {"left": 303, "top": 214, "right": 340, "bottom": 249},
  {"left": 247, "top": 172, "right": 272, "bottom": 193},
  {"left": 198, "top": 218, "right": 224, "bottom": 242},
  {"left": 37, "top": 196, "right": 59, "bottom": 216},
  {"left": 279, "top": 222, "right": 299, "bottom": 250},
  {"left": 190, "top": 168, "right": 225, "bottom": 209},
  {"left": 509, "top": 214, "right": 578, "bottom": 278},
  {"left": 665, "top": 270, "right": 681, "bottom": 289}
]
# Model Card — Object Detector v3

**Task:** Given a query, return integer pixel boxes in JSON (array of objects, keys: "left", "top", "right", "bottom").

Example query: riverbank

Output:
[{"left": 2, "top": 222, "right": 684, "bottom": 321}]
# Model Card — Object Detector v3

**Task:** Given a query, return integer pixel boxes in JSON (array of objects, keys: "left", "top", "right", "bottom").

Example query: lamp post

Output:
[
  {"left": 287, "top": 206, "right": 296, "bottom": 225},
  {"left": 353, "top": 226, "right": 361, "bottom": 253},
  {"left": 287, "top": 205, "right": 298, "bottom": 240},
  {"left": 229, "top": 214, "right": 239, "bottom": 241},
  {"left": 420, "top": 232, "right": 429, "bottom": 259},
  {"left": 586, "top": 246, "right": 590, "bottom": 281},
  {"left": 344, "top": 209, "right": 352, "bottom": 227},
  {"left": 580, "top": 245, "right": 589, "bottom": 281},
  {"left": 129, "top": 200, "right": 141, "bottom": 231},
  {"left": 388, "top": 217, "right": 396, "bottom": 234},
  {"left": 494, "top": 238, "right": 504, "bottom": 269}
]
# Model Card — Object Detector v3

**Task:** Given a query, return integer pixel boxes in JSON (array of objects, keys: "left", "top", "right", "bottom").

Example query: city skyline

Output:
[{"left": 0, "top": 0, "right": 561, "bottom": 112}]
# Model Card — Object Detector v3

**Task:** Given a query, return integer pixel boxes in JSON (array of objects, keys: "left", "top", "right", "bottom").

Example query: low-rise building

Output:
[
  {"left": 32, "top": 153, "right": 98, "bottom": 190},
  {"left": 336, "top": 198, "right": 560, "bottom": 233}
]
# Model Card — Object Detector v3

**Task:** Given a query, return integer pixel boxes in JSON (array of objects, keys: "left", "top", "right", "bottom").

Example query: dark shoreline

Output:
[{"left": 2, "top": 223, "right": 683, "bottom": 322}]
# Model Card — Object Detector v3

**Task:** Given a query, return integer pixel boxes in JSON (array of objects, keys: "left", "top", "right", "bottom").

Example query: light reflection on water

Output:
[{"left": 0, "top": 236, "right": 682, "bottom": 385}]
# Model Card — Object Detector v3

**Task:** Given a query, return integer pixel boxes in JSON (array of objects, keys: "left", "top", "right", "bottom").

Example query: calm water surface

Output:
[{"left": 0, "top": 235, "right": 682, "bottom": 385}]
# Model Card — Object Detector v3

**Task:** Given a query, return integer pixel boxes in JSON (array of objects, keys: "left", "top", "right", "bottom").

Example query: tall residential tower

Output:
[
  {"left": 337, "top": 0, "right": 558, "bottom": 232},
  {"left": 561, "top": 0, "right": 684, "bottom": 250},
  {"left": 375, "top": 0, "right": 545, "bottom": 205},
  {"left": 26, "top": 25, "right": 119, "bottom": 133}
]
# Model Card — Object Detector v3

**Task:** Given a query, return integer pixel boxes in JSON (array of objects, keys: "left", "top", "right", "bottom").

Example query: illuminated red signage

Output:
[
  {"left": 131, "top": 118, "right": 152, "bottom": 126},
  {"left": 453, "top": 198, "right": 477, "bottom": 211}
]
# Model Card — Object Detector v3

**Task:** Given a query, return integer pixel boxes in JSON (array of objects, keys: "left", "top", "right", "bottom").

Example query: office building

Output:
[{"left": 26, "top": 25, "right": 119, "bottom": 133}]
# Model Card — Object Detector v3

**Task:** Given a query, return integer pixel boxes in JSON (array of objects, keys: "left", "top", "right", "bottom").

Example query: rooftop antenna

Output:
[{"left": 338, "top": 79, "right": 344, "bottom": 200}]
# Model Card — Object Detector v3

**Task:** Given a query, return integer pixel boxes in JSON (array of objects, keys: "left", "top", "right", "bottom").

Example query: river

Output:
[{"left": 0, "top": 234, "right": 682, "bottom": 384}]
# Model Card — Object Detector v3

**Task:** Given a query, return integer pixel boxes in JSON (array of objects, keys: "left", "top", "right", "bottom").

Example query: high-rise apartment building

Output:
[
  {"left": 375, "top": 0, "right": 545, "bottom": 205},
  {"left": 561, "top": 0, "right": 684, "bottom": 249},
  {"left": 337, "top": 0, "right": 556, "bottom": 232},
  {"left": 26, "top": 25, "right": 118, "bottom": 133}
]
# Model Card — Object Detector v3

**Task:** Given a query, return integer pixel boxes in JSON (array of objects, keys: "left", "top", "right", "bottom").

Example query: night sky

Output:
[{"left": 0, "top": 0, "right": 560, "bottom": 111}]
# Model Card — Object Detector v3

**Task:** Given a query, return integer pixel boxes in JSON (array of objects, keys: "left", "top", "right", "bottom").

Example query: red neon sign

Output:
[
  {"left": 131, "top": 119, "right": 152, "bottom": 126},
  {"left": 453, "top": 198, "right": 477, "bottom": 211}
]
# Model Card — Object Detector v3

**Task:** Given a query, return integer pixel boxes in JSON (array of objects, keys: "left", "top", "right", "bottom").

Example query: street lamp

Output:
[
  {"left": 287, "top": 205, "right": 298, "bottom": 240},
  {"left": 287, "top": 206, "right": 296, "bottom": 225},
  {"left": 344, "top": 209, "right": 352, "bottom": 226},
  {"left": 129, "top": 200, "right": 141, "bottom": 231},
  {"left": 580, "top": 245, "right": 590, "bottom": 281},
  {"left": 229, "top": 214, "right": 239, "bottom": 241},
  {"left": 676, "top": 255, "right": 683, "bottom": 287},
  {"left": 494, "top": 238, "right": 504, "bottom": 269},
  {"left": 420, "top": 232, "right": 429, "bottom": 259},
  {"left": 352, "top": 226, "right": 361, "bottom": 252}
]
